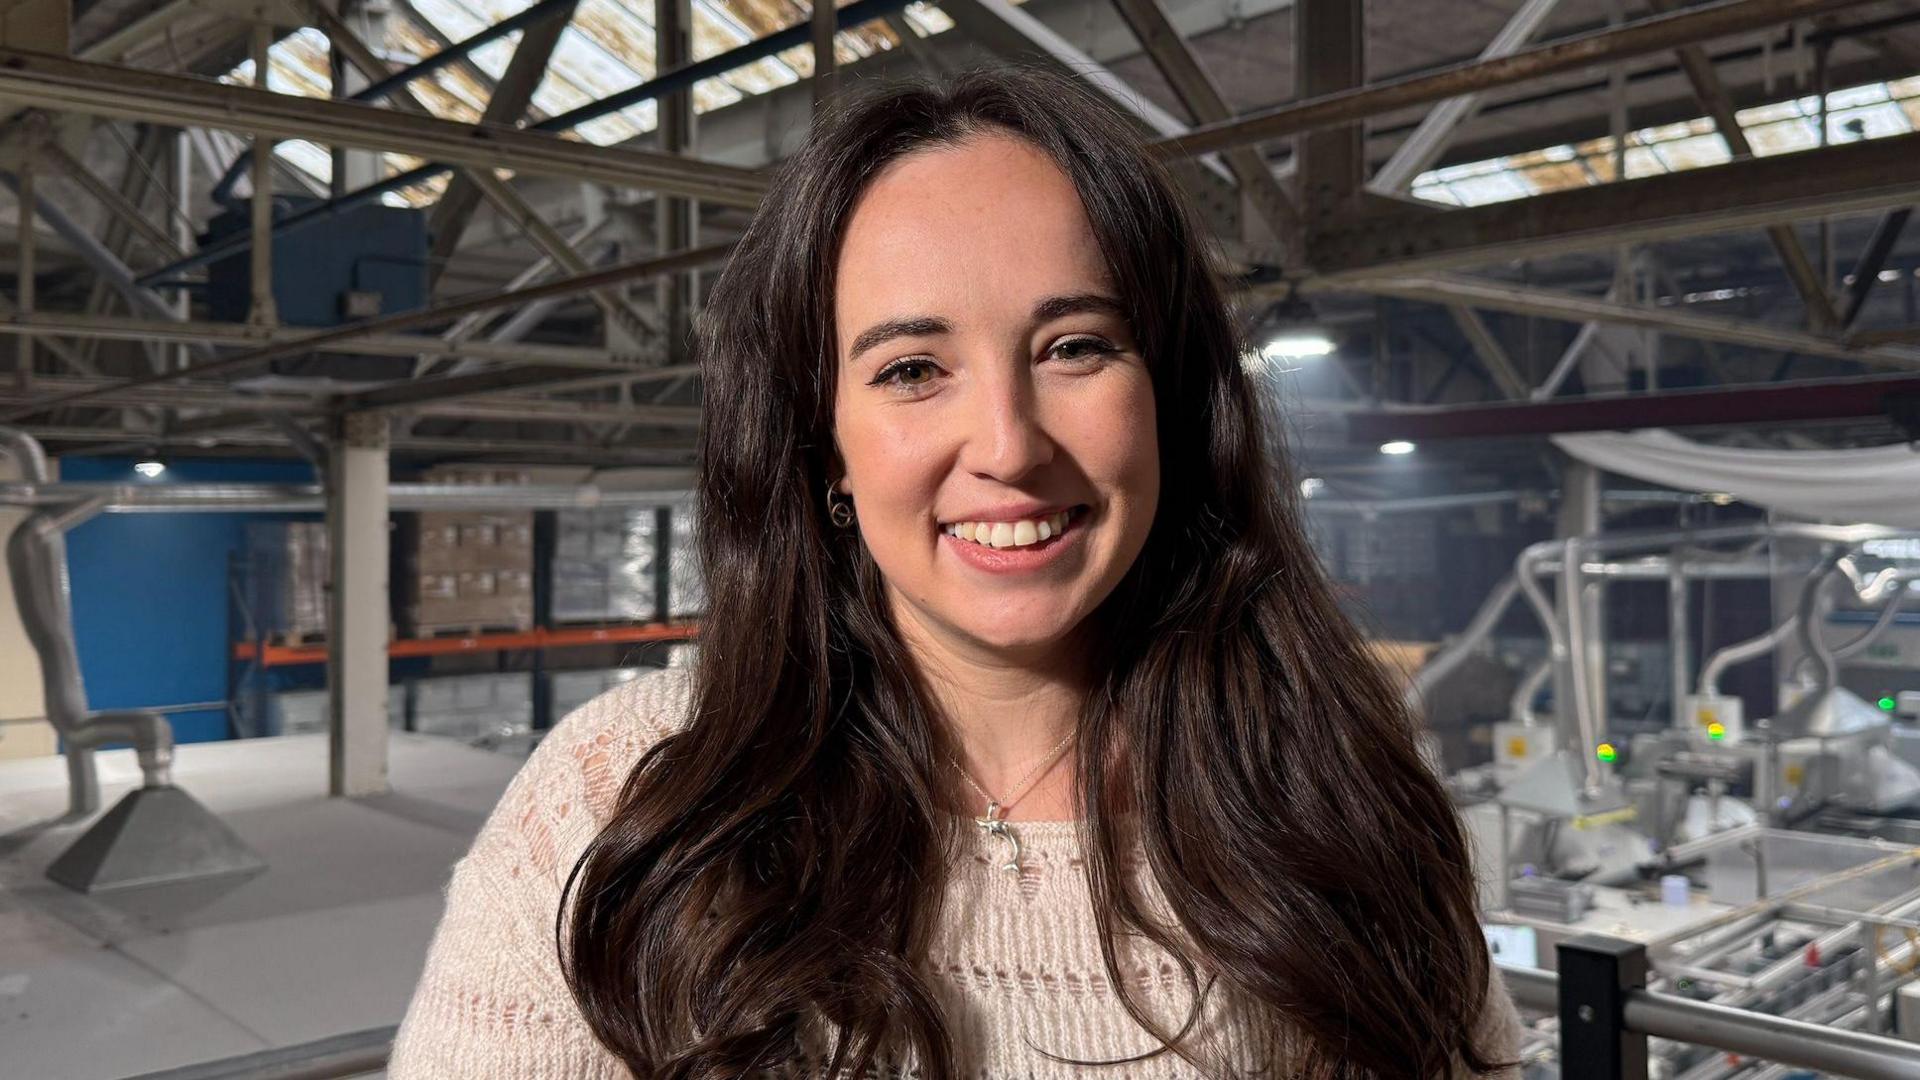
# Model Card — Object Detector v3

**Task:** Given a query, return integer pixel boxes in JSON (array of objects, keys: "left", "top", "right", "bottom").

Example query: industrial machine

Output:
[{"left": 1420, "top": 521, "right": 1920, "bottom": 1075}]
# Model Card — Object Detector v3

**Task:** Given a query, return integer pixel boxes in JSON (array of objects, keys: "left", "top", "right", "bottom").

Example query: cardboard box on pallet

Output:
[
  {"left": 406, "top": 468, "right": 537, "bottom": 634},
  {"left": 243, "top": 521, "right": 330, "bottom": 640}
]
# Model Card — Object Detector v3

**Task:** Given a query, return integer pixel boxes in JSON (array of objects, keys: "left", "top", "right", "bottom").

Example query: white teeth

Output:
[{"left": 943, "top": 507, "right": 1080, "bottom": 549}]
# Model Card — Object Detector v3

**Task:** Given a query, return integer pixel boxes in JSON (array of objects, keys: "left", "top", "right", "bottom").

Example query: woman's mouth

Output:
[{"left": 940, "top": 505, "right": 1087, "bottom": 550}]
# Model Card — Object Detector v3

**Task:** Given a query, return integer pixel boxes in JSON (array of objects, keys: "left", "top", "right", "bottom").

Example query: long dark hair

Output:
[{"left": 561, "top": 66, "right": 1506, "bottom": 1079}]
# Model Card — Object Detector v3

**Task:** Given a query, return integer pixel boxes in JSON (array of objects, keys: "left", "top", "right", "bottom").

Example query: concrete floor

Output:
[{"left": 0, "top": 732, "right": 525, "bottom": 1080}]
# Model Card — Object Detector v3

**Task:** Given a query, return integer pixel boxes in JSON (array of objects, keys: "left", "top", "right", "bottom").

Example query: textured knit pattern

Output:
[{"left": 390, "top": 666, "right": 1526, "bottom": 1078}]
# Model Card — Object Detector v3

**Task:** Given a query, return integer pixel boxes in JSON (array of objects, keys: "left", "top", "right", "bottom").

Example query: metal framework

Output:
[
  {"left": 0, "top": 48, "right": 767, "bottom": 204},
  {"left": 0, "top": 0, "right": 1915, "bottom": 457}
]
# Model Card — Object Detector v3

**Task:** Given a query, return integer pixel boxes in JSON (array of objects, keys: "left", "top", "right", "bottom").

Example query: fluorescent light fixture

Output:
[
  {"left": 1261, "top": 330, "right": 1336, "bottom": 361},
  {"left": 1299, "top": 477, "right": 1325, "bottom": 498},
  {"left": 134, "top": 461, "right": 166, "bottom": 478},
  {"left": 1379, "top": 441, "right": 1416, "bottom": 456}
]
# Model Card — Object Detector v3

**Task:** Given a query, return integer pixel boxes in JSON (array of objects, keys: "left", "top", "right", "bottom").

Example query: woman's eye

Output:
[
  {"left": 1050, "top": 337, "right": 1118, "bottom": 362},
  {"left": 870, "top": 359, "right": 940, "bottom": 390}
]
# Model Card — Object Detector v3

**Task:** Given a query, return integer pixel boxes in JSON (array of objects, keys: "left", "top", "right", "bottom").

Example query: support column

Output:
[
  {"left": 248, "top": 16, "right": 279, "bottom": 328},
  {"left": 1294, "top": 0, "right": 1365, "bottom": 237},
  {"left": 1556, "top": 457, "right": 1606, "bottom": 780},
  {"left": 327, "top": 412, "right": 390, "bottom": 798},
  {"left": 656, "top": 0, "right": 695, "bottom": 360},
  {"left": 173, "top": 128, "right": 194, "bottom": 375},
  {"left": 811, "top": 0, "right": 838, "bottom": 109},
  {"left": 14, "top": 142, "right": 33, "bottom": 391}
]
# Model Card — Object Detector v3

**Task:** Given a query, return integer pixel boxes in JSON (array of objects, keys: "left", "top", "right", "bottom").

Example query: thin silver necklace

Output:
[{"left": 948, "top": 729, "right": 1076, "bottom": 875}]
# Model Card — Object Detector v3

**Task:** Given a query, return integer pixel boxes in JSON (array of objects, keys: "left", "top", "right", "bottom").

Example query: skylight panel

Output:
[
  {"left": 1743, "top": 117, "right": 1819, "bottom": 155},
  {"left": 1825, "top": 101, "right": 1912, "bottom": 142},
  {"left": 1651, "top": 132, "right": 1731, "bottom": 171}
]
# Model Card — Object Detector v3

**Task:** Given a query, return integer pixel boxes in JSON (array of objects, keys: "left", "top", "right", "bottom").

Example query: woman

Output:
[{"left": 391, "top": 66, "right": 1523, "bottom": 1079}]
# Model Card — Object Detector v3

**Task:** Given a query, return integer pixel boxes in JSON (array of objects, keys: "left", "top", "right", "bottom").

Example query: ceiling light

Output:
[
  {"left": 1379, "top": 441, "right": 1416, "bottom": 456},
  {"left": 1252, "top": 291, "right": 1336, "bottom": 366},
  {"left": 1299, "top": 477, "right": 1325, "bottom": 498},
  {"left": 134, "top": 461, "right": 166, "bottom": 479},
  {"left": 1261, "top": 330, "right": 1336, "bottom": 361}
]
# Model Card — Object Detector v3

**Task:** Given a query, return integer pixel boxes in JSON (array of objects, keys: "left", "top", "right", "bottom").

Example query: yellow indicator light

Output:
[
  {"left": 1706, "top": 722, "right": 1726, "bottom": 741},
  {"left": 1596, "top": 743, "right": 1618, "bottom": 763}
]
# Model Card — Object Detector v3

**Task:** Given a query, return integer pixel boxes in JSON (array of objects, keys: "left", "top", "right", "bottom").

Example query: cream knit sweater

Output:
[{"left": 391, "top": 666, "right": 1525, "bottom": 1078}]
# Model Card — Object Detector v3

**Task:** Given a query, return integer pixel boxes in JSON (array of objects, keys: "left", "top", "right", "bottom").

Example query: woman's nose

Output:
[{"left": 962, "top": 371, "right": 1055, "bottom": 483}]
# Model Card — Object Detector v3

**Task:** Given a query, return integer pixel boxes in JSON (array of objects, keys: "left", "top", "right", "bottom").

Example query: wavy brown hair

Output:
[{"left": 560, "top": 66, "right": 1507, "bottom": 1079}]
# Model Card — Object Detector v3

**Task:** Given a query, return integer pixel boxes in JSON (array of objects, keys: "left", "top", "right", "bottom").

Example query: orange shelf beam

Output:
[{"left": 234, "top": 621, "right": 701, "bottom": 667}]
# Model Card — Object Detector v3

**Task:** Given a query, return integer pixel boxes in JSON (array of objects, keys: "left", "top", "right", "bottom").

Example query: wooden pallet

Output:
[{"left": 415, "top": 623, "right": 535, "bottom": 640}]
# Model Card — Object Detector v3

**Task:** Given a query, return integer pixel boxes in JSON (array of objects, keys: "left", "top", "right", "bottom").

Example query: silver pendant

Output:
[{"left": 975, "top": 800, "right": 1022, "bottom": 874}]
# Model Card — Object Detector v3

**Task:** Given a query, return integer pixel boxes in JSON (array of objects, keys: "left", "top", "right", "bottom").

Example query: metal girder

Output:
[
  {"left": 882, "top": 14, "right": 958, "bottom": 76},
  {"left": 0, "top": 311, "right": 635, "bottom": 369},
  {"left": 1446, "top": 305, "right": 1530, "bottom": 399},
  {"left": 0, "top": 241, "right": 737, "bottom": 423},
  {"left": 305, "top": 0, "right": 647, "bottom": 341},
  {"left": 1342, "top": 373, "right": 1920, "bottom": 442},
  {"left": 0, "top": 373, "right": 691, "bottom": 425},
  {"left": 1322, "top": 274, "right": 1920, "bottom": 371},
  {"left": 336, "top": 363, "right": 702, "bottom": 416},
  {"left": 0, "top": 298, "right": 94, "bottom": 376},
  {"left": 35, "top": 139, "right": 182, "bottom": 263},
  {"left": 1105, "top": 0, "right": 1300, "bottom": 244},
  {"left": 1368, "top": 0, "right": 1563, "bottom": 195},
  {"left": 15, "top": 423, "right": 696, "bottom": 461},
  {"left": 390, "top": 0, "right": 511, "bottom": 111},
  {"left": 938, "top": 0, "right": 1229, "bottom": 189},
  {"left": 427, "top": 0, "right": 579, "bottom": 284},
  {"left": 435, "top": 217, "right": 609, "bottom": 353},
  {"left": 0, "top": 48, "right": 766, "bottom": 206},
  {"left": 1152, "top": 0, "right": 1882, "bottom": 160},
  {"left": 1305, "top": 131, "right": 1920, "bottom": 281},
  {"left": 1841, "top": 208, "right": 1913, "bottom": 329},
  {"left": 465, "top": 171, "right": 660, "bottom": 339},
  {"left": 1645, "top": 0, "right": 1839, "bottom": 331},
  {"left": 811, "top": 0, "right": 838, "bottom": 106}
]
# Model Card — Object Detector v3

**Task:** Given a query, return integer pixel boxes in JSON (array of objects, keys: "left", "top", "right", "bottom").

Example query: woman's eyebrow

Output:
[
  {"left": 847, "top": 316, "right": 952, "bottom": 363},
  {"left": 1031, "top": 293, "right": 1126, "bottom": 323}
]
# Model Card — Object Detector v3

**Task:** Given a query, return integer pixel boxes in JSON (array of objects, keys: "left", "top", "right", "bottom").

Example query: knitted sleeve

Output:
[
  {"left": 1461, "top": 962, "right": 1528, "bottom": 1079},
  {"left": 388, "top": 668, "right": 693, "bottom": 1079}
]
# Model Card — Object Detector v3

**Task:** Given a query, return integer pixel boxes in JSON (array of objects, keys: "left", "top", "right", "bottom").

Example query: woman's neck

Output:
[{"left": 889, "top": 600, "right": 1089, "bottom": 822}]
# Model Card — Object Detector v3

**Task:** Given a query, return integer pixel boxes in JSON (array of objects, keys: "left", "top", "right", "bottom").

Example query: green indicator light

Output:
[
  {"left": 1706, "top": 722, "right": 1726, "bottom": 741},
  {"left": 1596, "top": 743, "right": 1618, "bottom": 763},
  {"left": 1881, "top": 697, "right": 1899, "bottom": 712}
]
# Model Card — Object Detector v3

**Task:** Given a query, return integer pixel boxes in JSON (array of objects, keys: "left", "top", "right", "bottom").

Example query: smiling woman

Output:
[{"left": 389, "top": 66, "right": 1522, "bottom": 1080}]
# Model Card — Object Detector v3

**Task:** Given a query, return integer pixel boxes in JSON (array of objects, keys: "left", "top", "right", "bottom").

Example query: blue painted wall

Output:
[{"left": 59, "top": 457, "right": 319, "bottom": 744}]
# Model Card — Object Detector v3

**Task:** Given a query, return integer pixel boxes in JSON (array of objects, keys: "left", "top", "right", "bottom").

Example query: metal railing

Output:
[
  {"left": 114, "top": 935, "right": 1920, "bottom": 1080},
  {"left": 117, "top": 1026, "right": 394, "bottom": 1080},
  {"left": 1512, "top": 936, "right": 1920, "bottom": 1079}
]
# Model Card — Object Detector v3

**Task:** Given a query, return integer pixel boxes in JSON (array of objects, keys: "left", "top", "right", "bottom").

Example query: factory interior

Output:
[{"left": 5, "top": 0, "right": 1920, "bottom": 1076}]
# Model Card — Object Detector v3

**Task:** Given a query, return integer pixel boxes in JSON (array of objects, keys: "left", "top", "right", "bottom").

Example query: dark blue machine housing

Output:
[{"left": 203, "top": 196, "right": 429, "bottom": 380}]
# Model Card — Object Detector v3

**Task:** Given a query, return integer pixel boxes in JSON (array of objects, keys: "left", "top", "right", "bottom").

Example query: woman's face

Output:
[{"left": 830, "top": 132, "right": 1160, "bottom": 663}]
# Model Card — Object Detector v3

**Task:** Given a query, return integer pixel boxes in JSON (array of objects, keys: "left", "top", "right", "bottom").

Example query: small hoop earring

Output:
[{"left": 826, "top": 478, "right": 855, "bottom": 528}]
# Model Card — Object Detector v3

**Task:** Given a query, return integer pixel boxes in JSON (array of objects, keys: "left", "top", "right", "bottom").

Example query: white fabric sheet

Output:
[{"left": 1552, "top": 430, "right": 1920, "bottom": 527}]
